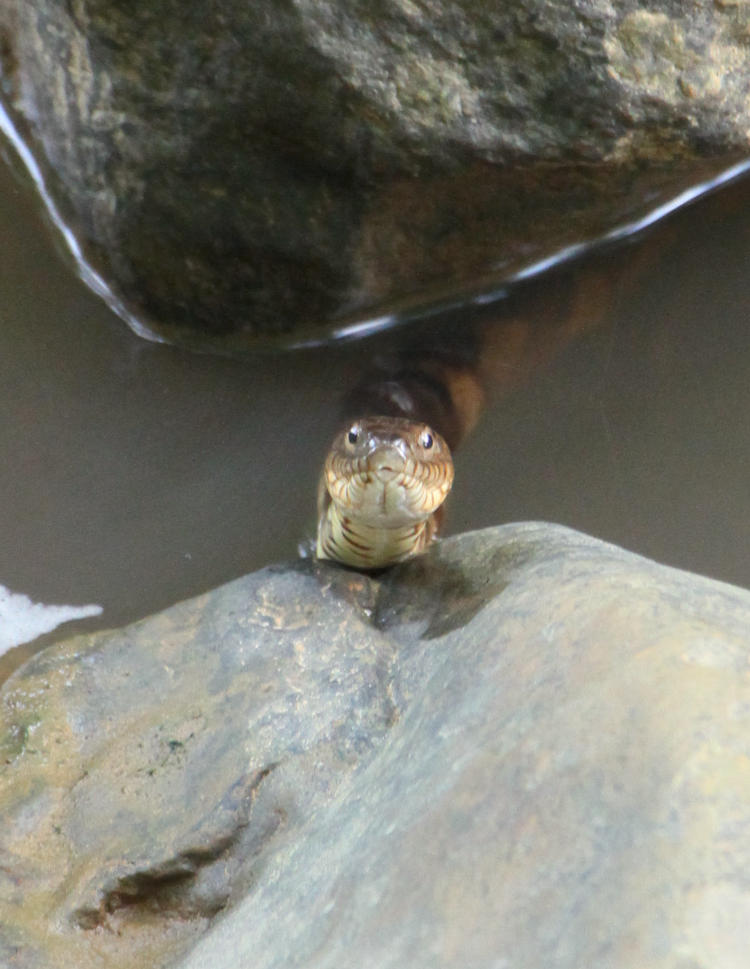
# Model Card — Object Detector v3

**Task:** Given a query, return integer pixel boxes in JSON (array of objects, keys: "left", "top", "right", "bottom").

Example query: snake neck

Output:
[{"left": 316, "top": 502, "right": 437, "bottom": 569}]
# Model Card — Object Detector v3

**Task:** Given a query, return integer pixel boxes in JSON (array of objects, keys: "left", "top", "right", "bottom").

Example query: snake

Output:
[{"left": 316, "top": 415, "right": 455, "bottom": 569}]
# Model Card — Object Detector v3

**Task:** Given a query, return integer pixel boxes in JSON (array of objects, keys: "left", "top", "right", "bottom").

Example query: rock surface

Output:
[
  {"left": 2, "top": 522, "right": 750, "bottom": 968},
  {"left": 0, "top": 1, "right": 748, "bottom": 346}
]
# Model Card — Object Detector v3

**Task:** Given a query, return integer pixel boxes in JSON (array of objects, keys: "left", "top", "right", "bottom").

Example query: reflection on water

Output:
[
  {"left": 452, "top": 184, "right": 750, "bottom": 587},
  {"left": 1, "top": 142, "right": 750, "bottom": 679}
]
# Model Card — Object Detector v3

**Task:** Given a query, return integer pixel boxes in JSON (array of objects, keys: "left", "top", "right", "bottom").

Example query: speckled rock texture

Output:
[
  {"left": 2, "top": 522, "right": 750, "bottom": 968},
  {"left": 0, "top": 1, "right": 748, "bottom": 346}
]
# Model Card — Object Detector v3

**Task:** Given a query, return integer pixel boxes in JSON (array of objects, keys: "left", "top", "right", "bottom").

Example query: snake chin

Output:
[{"left": 334, "top": 475, "right": 428, "bottom": 529}]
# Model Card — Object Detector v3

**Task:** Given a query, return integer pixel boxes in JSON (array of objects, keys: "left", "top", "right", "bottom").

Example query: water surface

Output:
[{"left": 1, "top": 144, "right": 749, "bottom": 676}]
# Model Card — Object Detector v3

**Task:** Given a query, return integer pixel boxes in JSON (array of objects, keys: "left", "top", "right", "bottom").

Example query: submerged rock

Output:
[
  {"left": 2, "top": 522, "right": 750, "bottom": 968},
  {"left": 0, "top": 1, "right": 748, "bottom": 346}
]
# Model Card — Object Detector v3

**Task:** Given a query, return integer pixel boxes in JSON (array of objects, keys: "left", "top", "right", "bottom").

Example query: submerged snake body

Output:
[{"left": 316, "top": 416, "right": 454, "bottom": 569}]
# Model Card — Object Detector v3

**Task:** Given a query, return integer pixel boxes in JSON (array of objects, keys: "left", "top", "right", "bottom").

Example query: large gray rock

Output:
[
  {"left": 2, "top": 522, "right": 750, "bottom": 968},
  {"left": 0, "top": 1, "right": 748, "bottom": 346}
]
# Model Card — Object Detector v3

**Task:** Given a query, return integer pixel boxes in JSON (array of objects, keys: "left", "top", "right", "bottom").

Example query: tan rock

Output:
[{"left": 2, "top": 523, "right": 750, "bottom": 967}]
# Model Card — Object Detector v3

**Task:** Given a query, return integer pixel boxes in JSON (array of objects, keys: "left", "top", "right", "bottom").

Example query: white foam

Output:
[{"left": 0, "top": 585, "right": 102, "bottom": 655}]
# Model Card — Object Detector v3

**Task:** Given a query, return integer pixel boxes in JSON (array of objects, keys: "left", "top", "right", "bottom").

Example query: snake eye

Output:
[
  {"left": 347, "top": 425, "right": 360, "bottom": 445},
  {"left": 419, "top": 430, "right": 434, "bottom": 449}
]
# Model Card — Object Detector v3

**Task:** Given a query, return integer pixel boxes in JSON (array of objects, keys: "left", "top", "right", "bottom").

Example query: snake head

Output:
[{"left": 323, "top": 415, "right": 454, "bottom": 528}]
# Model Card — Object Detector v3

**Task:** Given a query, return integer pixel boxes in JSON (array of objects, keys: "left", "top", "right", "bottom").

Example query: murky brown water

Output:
[
  {"left": 450, "top": 184, "right": 750, "bottom": 588},
  {"left": 1, "top": 134, "right": 749, "bottom": 677}
]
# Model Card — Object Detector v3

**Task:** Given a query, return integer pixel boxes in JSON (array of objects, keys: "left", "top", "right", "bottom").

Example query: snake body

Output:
[{"left": 316, "top": 415, "right": 454, "bottom": 569}]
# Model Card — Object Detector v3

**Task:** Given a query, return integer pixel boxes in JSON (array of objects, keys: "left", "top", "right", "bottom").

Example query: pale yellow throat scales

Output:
[
  {"left": 317, "top": 499, "right": 438, "bottom": 569},
  {"left": 315, "top": 416, "right": 454, "bottom": 570}
]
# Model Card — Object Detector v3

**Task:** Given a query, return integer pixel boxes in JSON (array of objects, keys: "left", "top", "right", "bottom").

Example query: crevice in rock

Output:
[{"left": 72, "top": 763, "right": 280, "bottom": 930}]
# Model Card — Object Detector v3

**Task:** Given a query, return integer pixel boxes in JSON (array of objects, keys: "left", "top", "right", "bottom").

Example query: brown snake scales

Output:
[{"left": 316, "top": 415, "right": 454, "bottom": 569}]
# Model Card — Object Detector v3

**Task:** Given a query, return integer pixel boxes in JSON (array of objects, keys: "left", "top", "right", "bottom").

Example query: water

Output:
[
  {"left": 1, "top": 135, "right": 749, "bottom": 679},
  {"left": 452, "top": 188, "right": 750, "bottom": 584}
]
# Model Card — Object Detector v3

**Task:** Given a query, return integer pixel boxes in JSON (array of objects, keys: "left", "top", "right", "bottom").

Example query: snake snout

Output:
[{"left": 370, "top": 445, "right": 406, "bottom": 481}]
